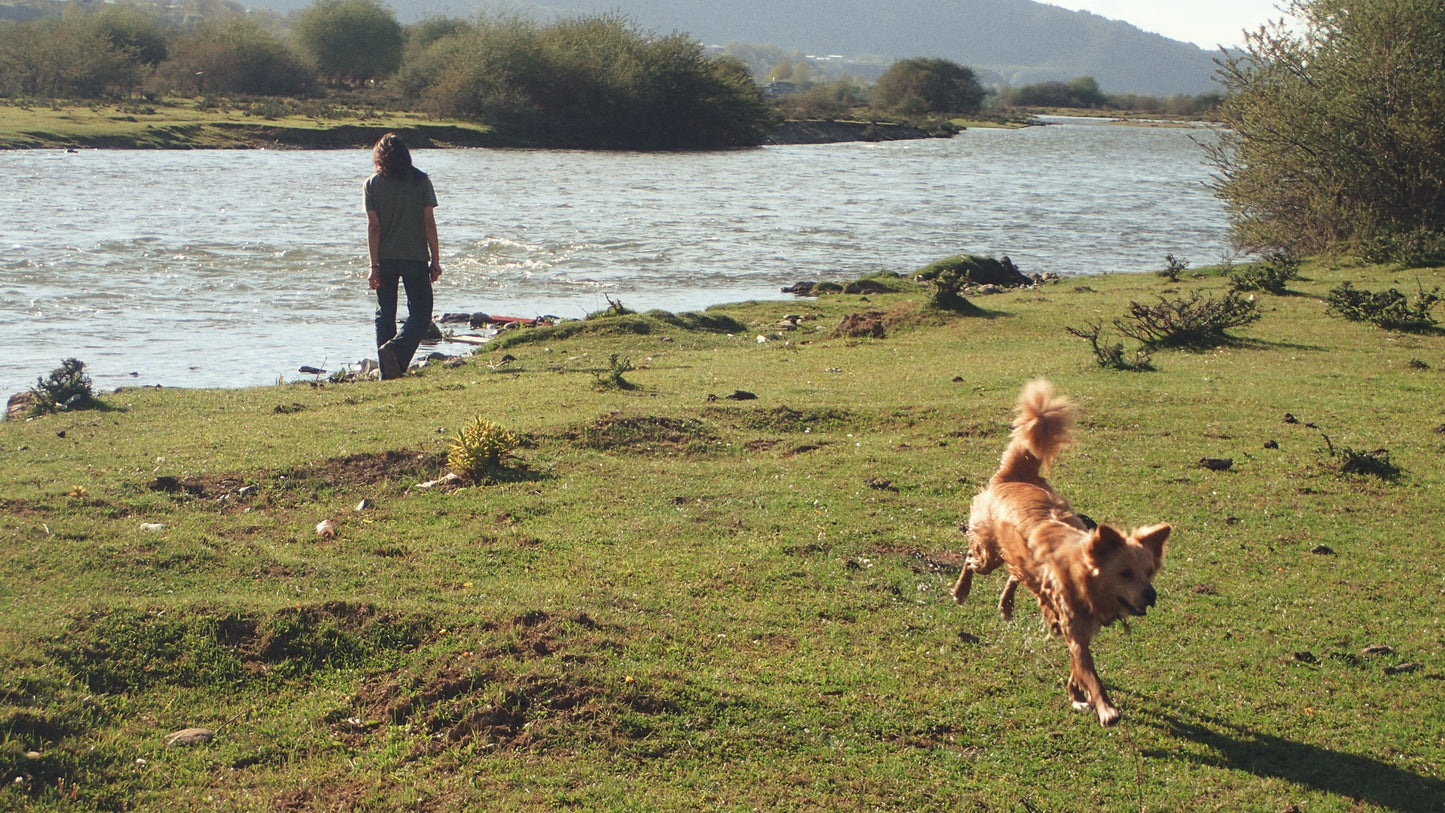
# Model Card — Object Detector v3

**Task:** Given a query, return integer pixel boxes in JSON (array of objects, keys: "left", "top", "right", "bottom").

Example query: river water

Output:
[{"left": 0, "top": 118, "right": 1233, "bottom": 403}]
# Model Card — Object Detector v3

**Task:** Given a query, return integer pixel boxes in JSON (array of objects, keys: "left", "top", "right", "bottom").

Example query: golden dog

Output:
[{"left": 952, "top": 379, "right": 1169, "bottom": 727}]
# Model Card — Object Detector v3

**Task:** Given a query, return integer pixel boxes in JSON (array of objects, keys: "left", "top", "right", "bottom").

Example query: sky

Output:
[{"left": 1047, "top": 1, "right": 1289, "bottom": 49}]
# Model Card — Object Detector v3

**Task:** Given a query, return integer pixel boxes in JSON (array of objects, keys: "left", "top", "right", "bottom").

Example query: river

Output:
[{"left": 0, "top": 117, "right": 1233, "bottom": 403}]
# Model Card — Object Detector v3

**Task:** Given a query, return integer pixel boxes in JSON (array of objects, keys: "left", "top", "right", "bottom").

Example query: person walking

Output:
[{"left": 365, "top": 133, "right": 442, "bottom": 380}]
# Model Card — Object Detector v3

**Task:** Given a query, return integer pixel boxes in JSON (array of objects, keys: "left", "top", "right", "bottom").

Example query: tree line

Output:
[{"left": 0, "top": 0, "right": 781, "bottom": 148}]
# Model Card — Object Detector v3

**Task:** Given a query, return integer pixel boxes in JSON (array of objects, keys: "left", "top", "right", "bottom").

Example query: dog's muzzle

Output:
[{"left": 1120, "top": 586, "right": 1157, "bottom": 617}]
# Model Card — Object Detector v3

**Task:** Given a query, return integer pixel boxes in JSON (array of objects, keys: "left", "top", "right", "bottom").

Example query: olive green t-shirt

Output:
[{"left": 364, "top": 170, "right": 438, "bottom": 262}]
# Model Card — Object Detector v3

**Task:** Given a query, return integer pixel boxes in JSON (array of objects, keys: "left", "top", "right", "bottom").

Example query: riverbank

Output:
[
  {"left": 0, "top": 100, "right": 957, "bottom": 150},
  {"left": 3, "top": 259, "right": 1441, "bottom": 810}
]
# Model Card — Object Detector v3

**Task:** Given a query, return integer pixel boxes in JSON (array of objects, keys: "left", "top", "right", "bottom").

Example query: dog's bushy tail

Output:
[{"left": 997, "top": 379, "right": 1074, "bottom": 481}]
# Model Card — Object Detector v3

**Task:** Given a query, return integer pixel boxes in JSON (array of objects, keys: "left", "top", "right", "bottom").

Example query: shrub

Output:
[
  {"left": 1158, "top": 253, "right": 1189, "bottom": 282},
  {"left": 592, "top": 354, "right": 636, "bottom": 391},
  {"left": 1230, "top": 251, "right": 1301, "bottom": 295},
  {"left": 1359, "top": 227, "right": 1445, "bottom": 269},
  {"left": 29, "top": 358, "right": 94, "bottom": 414},
  {"left": 447, "top": 416, "right": 518, "bottom": 482},
  {"left": 1325, "top": 281, "right": 1440, "bottom": 332},
  {"left": 586, "top": 296, "right": 635, "bottom": 320},
  {"left": 1114, "top": 292, "right": 1261, "bottom": 348},
  {"left": 1064, "top": 321, "right": 1154, "bottom": 371}
]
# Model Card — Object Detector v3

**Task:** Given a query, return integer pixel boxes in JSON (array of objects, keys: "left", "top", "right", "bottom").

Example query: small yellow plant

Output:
[{"left": 447, "top": 416, "right": 518, "bottom": 482}]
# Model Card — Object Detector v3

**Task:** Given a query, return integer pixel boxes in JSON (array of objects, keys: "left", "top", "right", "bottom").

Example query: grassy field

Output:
[
  {"left": 2, "top": 260, "right": 1442, "bottom": 811},
  {"left": 0, "top": 99, "right": 499, "bottom": 150}
]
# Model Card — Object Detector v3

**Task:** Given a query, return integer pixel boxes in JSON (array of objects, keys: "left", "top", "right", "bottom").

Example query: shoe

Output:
[{"left": 377, "top": 345, "right": 402, "bottom": 380}]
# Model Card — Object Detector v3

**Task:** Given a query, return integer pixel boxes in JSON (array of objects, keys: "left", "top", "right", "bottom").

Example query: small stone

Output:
[
  {"left": 1198, "top": 457, "right": 1233, "bottom": 471},
  {"left": 140, "top": 523, "right": 165, "bottom": 532},
  {"left": 1359, "top": 644, "right": 1393, "bottom": 657},
  {"left": 1384, "top": 662, "right": 1421, "bottom": 675},
  {"left": 165, "top": 728, "right": 215, "bottom": 747}
]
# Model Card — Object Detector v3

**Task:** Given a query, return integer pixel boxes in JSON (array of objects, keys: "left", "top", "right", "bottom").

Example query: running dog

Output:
[{"left": 952, "top": 379, "right": 1169, "bottom": 727}]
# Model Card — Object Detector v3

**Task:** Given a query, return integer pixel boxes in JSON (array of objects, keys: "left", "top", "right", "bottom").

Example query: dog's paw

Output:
[
  {"left": 1071, "top": 700, "right": 1093, "bottom": 713},
  {"left": 1096, "top": 705, "right": 1121, "bottom": 727}
]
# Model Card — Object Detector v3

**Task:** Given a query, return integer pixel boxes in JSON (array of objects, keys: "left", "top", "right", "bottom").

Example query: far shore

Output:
[{"left": 0, "top": 99, "right": 1048, "bottom": 151}]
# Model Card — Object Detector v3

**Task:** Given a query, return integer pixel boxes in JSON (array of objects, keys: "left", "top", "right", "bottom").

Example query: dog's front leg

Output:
[
  {"left": 951, "top": 567, "right": 974, "bottom": 604},
  {"left": 997, "top": 576, "right": 1018, "bottom": 619},
  {"left": 1065, "top": 635, "right": 1119, "bottom": 727}
]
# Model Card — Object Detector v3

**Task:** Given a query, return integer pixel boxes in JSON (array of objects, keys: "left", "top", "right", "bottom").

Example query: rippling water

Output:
[{"left": 0, "top": 118, "right": 1232, "bottom": 401}]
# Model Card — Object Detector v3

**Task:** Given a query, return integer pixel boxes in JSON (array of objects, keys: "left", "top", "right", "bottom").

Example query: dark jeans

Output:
[{"left": 374, "top": 259, "right": 433, "bottom": 370}]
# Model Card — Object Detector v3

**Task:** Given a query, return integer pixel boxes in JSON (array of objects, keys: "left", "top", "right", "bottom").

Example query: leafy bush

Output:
[
  {"left": 1326, "top": 281, "right": 1440, "bottom": 332},
  {"left": 447, "top": 416, "right": 518, "bottom": 481},
  {"left": 1114, "top": 292, "right": 1261, "bottom": 348},
  {"left": 1359, "top": 227, "right": 1445, "bottom": 269},
  {"left": 29, "top": 358, "right": 94, "bottom": 414},
  {"left": 1230, "top": 251, "right": 1301, "bottom": 295},
  {"left": 1209, "top": 0, "right": 1445, "bottom": 257}
]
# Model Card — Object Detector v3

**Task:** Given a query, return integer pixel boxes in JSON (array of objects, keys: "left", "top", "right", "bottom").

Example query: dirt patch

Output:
[
  {"left": 944, "top": 422, "right": 1002, "bottom": 439},
  {"left": 704, "top": 404, "right": 855, "bottom": 433},
  {"left": 830, "top": 310, "right": 889, "bottom": 339},
  {"left": 829, "top": 301, "right": 944, "bottom": 340},
  {"left": 877, "top": 546, "right": 967, "bottom": 574},
  {"left": 563, "top": 412, "right": 717, "bottom": 455},
  {"left": 145, "top": 449, "right": 445, "bottom": 503},
  {"left": 344, "top": 611, "right": 662, "bottom": 754},
  {"left": 286, "top": 449, "right": 445, "bottom": 488},
  {"left": 48, "top": 601, "right": 432, "bottom": 693}
]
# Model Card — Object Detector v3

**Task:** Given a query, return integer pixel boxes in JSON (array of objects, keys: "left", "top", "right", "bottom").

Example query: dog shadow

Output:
[{"left": 1141, "top": 706, "right": 1444, "bottom": 812}]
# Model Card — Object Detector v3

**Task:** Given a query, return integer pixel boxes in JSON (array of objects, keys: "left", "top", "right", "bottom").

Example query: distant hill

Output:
[{"left": 250, "top": 0, "right": 1227, "bottom": 95}]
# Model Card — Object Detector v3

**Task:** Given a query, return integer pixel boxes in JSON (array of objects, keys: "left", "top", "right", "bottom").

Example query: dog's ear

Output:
[
  {"left": 1087, "top": 524, "right": 1126, "bottom": 571},
  {"left": 1135, "top": 523, "right": 1171, "bottom": 563}
]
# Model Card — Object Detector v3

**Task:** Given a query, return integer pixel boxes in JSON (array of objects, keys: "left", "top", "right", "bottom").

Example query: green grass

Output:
[
  {"left": 2, "top": 261, "right": 1443, "bottom": 810},
  {"left": 0, "top": 99, "right": 498, "bottom": 150}
]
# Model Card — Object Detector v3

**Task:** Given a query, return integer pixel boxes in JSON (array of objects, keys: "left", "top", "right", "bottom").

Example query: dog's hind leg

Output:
[{"left": 997, "top": 576, "right": 1019, "bottom": 620}]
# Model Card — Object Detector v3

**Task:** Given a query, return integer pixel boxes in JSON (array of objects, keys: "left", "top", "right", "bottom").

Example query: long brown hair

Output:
[{"left": 372, "top": 133, "right": 417, "bottom": 181}]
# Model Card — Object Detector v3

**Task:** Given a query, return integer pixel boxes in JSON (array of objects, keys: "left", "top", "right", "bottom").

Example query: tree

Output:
[
  {"left": 1209, "top": 0, "right": 1445, "bottom": 261},
  {"left": 292, "top": 0, "right": 403, "bottom": 85},
  {"left": 93, "top": 4, "right": 169, "bottom": 67},
  {"left": 404, "top": 13, "right": 778, "bottom": 149},
  {"left": 150, "top": 18, "right": 312, "bottom": 96},
  {"left": 0, "top": 15, "right": 139, "bottom": 97},
  {"left": 871, "top": 57, "right": 986, "bottom": 116}
]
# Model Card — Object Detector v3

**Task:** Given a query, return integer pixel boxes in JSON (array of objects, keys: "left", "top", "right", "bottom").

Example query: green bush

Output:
[
  {"left": 1114, "top": 292, "right": 1261, "bottom": 348},
  {"left": 1230, "top": 251, "right": 1301, "bottom": 295},
  {"left": 1326, "top": 281, "right": 1440, "bottom": 332},
  {"left": 29, "top": 358, "right": 94, "bottom": 414}
]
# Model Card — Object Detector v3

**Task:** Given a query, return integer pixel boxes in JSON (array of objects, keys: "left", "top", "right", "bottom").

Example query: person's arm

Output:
[
  {"left": 366, "top": 210, "right": 382, "bottom": 290},
  {"left": 423, "top": 206, "right": 441, "bottom": 282}
]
